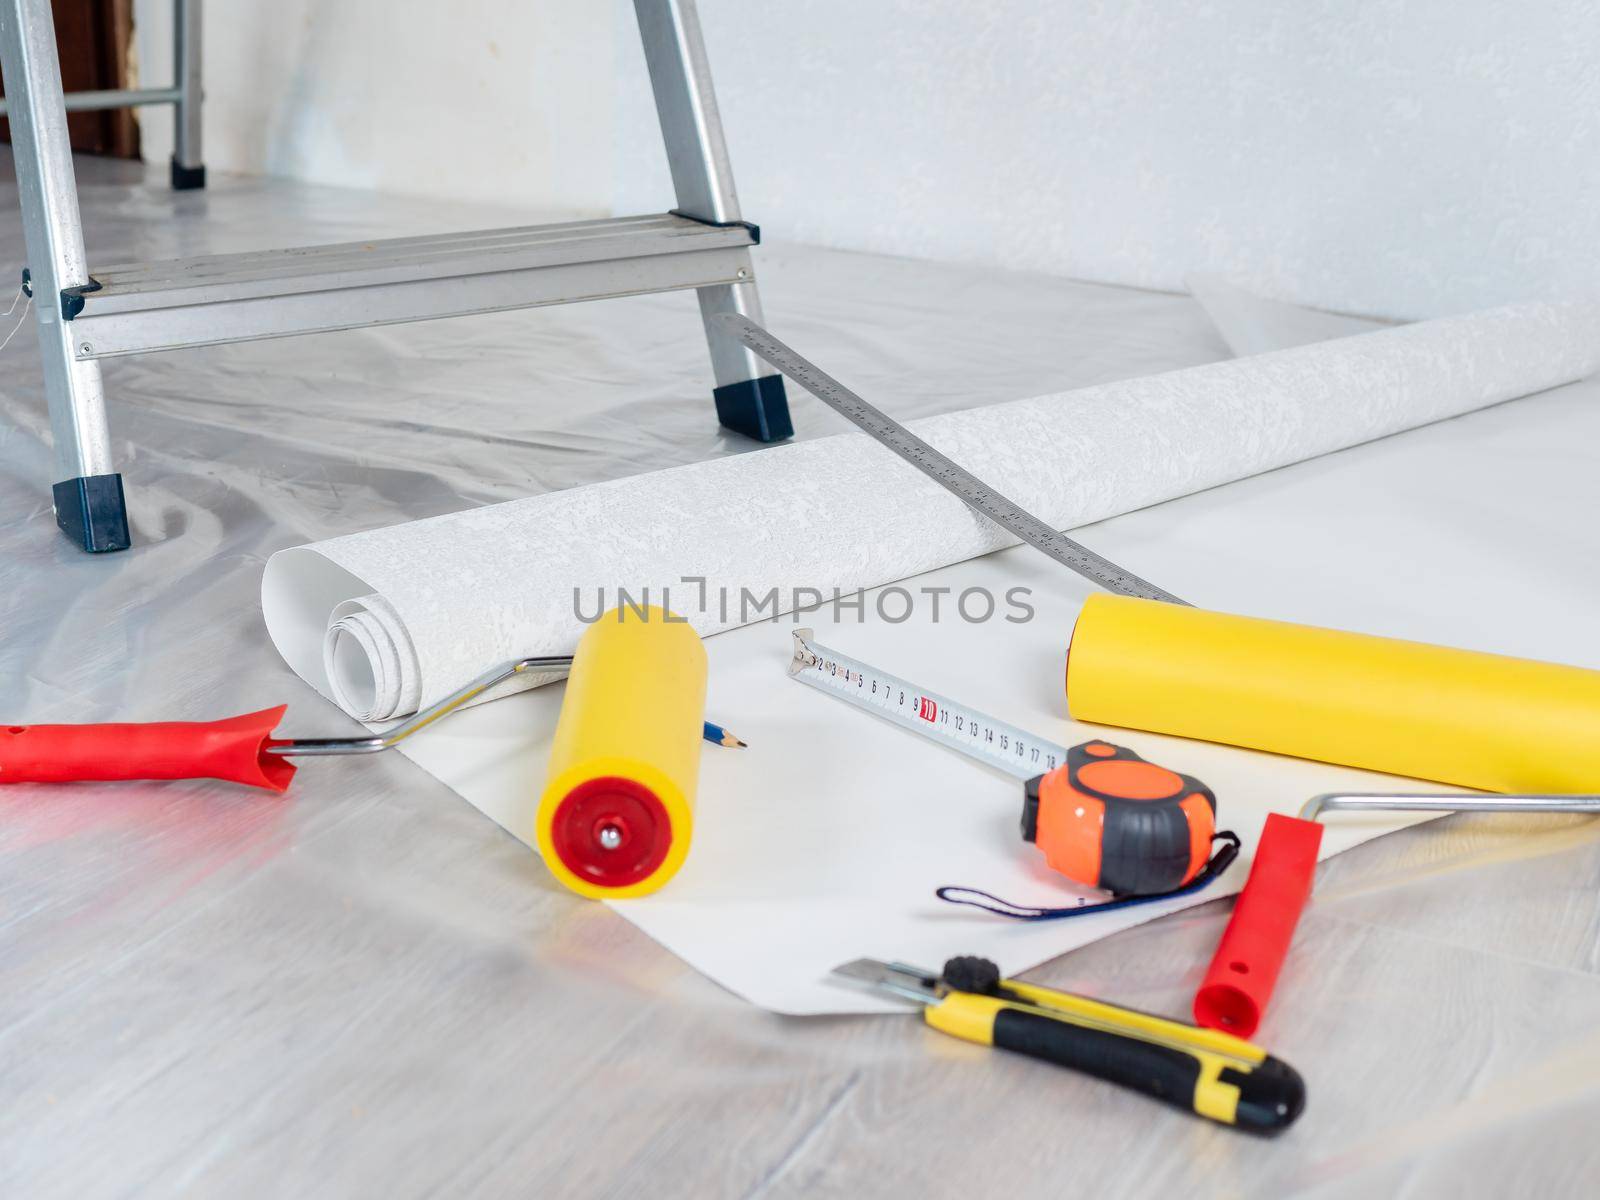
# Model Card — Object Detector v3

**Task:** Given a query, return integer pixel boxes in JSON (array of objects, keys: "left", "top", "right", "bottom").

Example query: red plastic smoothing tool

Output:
[{"left": 1193, "top": 813, "right": 1324, "bottom": 1037}]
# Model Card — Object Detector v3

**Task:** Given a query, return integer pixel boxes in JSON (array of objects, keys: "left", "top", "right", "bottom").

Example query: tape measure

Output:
[{"left": 789, "top": 628, "right": 1238, "bottom": 915}]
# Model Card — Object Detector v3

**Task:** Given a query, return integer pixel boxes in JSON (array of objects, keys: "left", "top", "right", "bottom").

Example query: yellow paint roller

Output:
[
  {"left": 1066, "top": 594, "right": 1600, "bottom": 794},
  {"left": 536, "top": 606, "right": 707, "bottom": 898}
]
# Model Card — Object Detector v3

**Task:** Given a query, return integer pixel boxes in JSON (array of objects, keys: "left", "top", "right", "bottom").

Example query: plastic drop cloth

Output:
[{"left": 2, "top": 152, "right": 1599, "bottom": 1198}]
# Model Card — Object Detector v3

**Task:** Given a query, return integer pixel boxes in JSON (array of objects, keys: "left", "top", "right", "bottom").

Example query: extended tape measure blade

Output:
[{"left": 789, "top": 629, "right": 1069, "bottom": 781}]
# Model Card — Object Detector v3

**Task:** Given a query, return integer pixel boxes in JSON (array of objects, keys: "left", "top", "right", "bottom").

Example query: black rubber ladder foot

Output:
[
  {"left": 170, "top": 157, "right": 207, "bottom": 190},
  {"left": 713, "top": 375, "right": 793, "bottom": 442},
  {"left": 53, "top": 473, "right": 131, "bottom": 552}
]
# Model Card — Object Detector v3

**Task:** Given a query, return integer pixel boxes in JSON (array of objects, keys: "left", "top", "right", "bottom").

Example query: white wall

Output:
[
  {"left": 134, "top": 2, "right": 1600, "bottom": 319},
  {"left": 613, "top": 0, "right": 1600, "bottom": 319},
  {"left": 134, "top": 0, "right": 614, "bottom": 218}
]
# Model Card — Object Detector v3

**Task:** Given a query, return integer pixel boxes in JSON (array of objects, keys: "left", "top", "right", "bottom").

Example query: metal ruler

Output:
[
  {"left": 713, "top": 312, "right": 1188, "bottom": 606},
  {"left": 788, "top": 627, "right": 1068, "bottom": 781}
]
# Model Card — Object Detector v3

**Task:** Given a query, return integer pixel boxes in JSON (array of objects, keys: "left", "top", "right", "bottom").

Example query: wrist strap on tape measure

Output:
[{"left": 936, "top": 830, "right": 1241, "bottom": 921}]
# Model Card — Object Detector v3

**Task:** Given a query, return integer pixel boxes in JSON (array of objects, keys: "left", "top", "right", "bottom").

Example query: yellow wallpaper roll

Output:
[
  {"left": 536, "top": 607, "right": 707, "bottom": 898},
  {"left": 1066, "top": 595, "right": 1600, "bottom": 794}
]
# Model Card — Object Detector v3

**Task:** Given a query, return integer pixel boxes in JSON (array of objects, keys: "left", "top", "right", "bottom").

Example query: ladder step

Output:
[{"left": 68, "top": 213, "right": 756, "bottom": 359}]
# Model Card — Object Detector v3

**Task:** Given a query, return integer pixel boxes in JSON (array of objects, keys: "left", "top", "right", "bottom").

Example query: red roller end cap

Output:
[
  {"left": 548, "top": 776, "right": 671, "bottom": 890},
  {"left": 1194, "top": 813, "right": 1324, "bottom": 1037}
]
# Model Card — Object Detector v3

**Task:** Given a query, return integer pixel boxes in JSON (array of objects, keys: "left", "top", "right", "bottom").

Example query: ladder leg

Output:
[
  {"left": 170, "top": 0, "right": 205, "bottom": 189},
  {"left": 0, "top": 0, "right": 129, "bottom": 551},
  {"left": 633, "top": 0, "right": 792, "bottom": 442},
  {"left": 694, "top": 271, "right": 790, "bottom": 443}
]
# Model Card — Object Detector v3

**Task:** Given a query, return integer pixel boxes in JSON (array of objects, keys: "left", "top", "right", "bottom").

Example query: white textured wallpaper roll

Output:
[{"left": 262, "top": 301, "right": 1600, "bottom": 719}]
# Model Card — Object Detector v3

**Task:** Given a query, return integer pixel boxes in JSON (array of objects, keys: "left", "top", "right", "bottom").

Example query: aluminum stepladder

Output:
[{"left": 0, "top": 0, "right": 793, "bottom": 554}]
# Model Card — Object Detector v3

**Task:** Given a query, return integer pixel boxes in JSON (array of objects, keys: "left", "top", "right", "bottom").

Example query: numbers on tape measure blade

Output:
[{"left": 791, "top": 634, "right": 1066, "bottom": 781}]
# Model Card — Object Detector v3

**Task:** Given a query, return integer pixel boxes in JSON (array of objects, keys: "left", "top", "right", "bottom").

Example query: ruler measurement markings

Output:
[
  {"left": 716, "top": 313, "right": 1188, "bottom": 607},
  {"left": 791, "top": 630, "right": 1068, "bottom": 781}
]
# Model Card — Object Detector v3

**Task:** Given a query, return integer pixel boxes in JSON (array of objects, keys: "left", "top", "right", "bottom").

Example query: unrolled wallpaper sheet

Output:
[{"left": 262, "top": 295, "right": 1600, "bottom": 1013}]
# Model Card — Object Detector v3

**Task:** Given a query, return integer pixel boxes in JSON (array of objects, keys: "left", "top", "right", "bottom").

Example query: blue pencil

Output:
[{"left": 702, "top": 720, "right": 746, "bottom": 748}]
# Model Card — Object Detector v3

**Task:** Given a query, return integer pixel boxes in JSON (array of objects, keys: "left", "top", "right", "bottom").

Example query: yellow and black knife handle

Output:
[{"left": 930, "top": 960, "right": 1305, "bottom": 1134}]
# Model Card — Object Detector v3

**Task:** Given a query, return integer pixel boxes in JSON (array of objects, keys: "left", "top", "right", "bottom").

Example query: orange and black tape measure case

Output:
[{"left": 1021, "top": 741, "right": 1217, "bottom": 895}]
